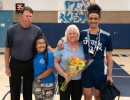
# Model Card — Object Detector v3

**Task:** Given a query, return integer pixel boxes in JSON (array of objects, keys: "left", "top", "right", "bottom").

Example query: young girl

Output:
[{"left": 33, "top": 36, "right": 55, "bottom": 100}]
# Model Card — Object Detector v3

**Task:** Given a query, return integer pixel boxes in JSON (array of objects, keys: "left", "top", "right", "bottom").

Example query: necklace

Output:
[{"left": 87, "top": 29, "right": 100, "bottom": 57}]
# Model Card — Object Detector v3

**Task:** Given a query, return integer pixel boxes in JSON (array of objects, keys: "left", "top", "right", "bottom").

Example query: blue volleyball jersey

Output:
[
  {"left": 80, "top": 29, "right": 113, "bottom": 61},
  {"left": 33, "top": 50, "right": 55, "bottom": 84},
  {"left": 81, "top": 29, "right": 113, "bottom": 89}
]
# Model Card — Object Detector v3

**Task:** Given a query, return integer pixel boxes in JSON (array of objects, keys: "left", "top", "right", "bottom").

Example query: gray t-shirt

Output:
[{"left": 5, "top": 23, "right": 47, "bottom": 61}]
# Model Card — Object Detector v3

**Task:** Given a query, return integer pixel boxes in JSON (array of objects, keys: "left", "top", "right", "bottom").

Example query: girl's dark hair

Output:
[
  {"left": 87, "top": 4, "right": 102, "bottom": 18},
  {"left": 33, "top": 35, "right": 48, "bottom": 64}
]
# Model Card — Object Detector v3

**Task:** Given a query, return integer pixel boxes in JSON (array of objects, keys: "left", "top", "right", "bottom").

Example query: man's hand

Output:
[{"left": 5, "top": 67, "right": 11, "bottom": 77}]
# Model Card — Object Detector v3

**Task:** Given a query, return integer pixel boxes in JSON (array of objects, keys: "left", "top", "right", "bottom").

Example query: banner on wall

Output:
[{"left": 58, "top": 0, "right": 91, "bottom": 23}]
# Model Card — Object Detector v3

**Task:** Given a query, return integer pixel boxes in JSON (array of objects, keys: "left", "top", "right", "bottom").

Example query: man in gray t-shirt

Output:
[{"left": 5, "top": 6, "right": 54, "bottom": 100}]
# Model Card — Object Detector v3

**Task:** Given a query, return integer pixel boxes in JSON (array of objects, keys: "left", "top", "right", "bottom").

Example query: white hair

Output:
[{"left": 64, "top": 24, "right": 80, "bottom": 42}]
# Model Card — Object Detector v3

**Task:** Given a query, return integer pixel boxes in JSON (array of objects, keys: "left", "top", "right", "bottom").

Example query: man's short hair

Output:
[{"left": 21, "top": 6, "right": 33, "bottom": 14}]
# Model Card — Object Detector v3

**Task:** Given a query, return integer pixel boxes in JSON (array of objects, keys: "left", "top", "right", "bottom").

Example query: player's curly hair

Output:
[{"left": 87, "top": 4, "right": 102, "bottom": 18}]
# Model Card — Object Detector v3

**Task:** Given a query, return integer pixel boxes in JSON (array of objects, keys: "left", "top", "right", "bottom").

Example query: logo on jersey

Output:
[
  {"left": 39, "top": 59, "right": 45, "bottom": 64},
  {"left": 83, "top": 37, "right": 102, "bottom": 51}
]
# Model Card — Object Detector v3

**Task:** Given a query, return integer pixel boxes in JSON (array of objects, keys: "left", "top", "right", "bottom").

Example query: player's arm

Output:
[{"left": 106, "top": 51, "right": 113, "bottom": 83}]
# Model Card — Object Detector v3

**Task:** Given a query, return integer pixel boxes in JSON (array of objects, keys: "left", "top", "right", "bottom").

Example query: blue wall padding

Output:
[{"left": 33, "top": 23, "right": 130, "bottom": 49}]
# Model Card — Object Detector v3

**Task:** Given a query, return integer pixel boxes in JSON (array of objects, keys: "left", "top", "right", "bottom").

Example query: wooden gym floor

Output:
[{"left": 0, "top": 48, "right": 130, "bottom": 100}]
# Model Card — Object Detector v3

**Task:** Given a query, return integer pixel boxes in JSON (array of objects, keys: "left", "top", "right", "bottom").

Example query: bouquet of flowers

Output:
[{"left": 60, "top": 56, "right": 93, "bottom": 92}]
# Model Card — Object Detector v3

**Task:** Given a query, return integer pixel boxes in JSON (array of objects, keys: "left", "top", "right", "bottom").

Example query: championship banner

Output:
[{"left": 58, "top": 0, "right": 91, "bottom": 23}]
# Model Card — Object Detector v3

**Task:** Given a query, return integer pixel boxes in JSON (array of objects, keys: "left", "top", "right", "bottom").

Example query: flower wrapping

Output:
[{"left": 60, "top": 56, "right": 93, "bottom": 92}]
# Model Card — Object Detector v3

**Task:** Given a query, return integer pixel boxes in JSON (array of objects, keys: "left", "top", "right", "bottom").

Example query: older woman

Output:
[{"left": 54, "top": 24, "right": 84, "bottom": 100}]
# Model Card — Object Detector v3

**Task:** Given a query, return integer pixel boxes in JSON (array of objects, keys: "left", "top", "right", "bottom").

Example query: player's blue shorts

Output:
[{"left": 82, "top": 61, "right": 107, "bottom": 90}]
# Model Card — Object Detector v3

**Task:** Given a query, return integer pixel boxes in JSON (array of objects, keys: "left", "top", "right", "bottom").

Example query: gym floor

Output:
[{"left": 0, "top": 48, "right": 130, "bottom": 100}]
